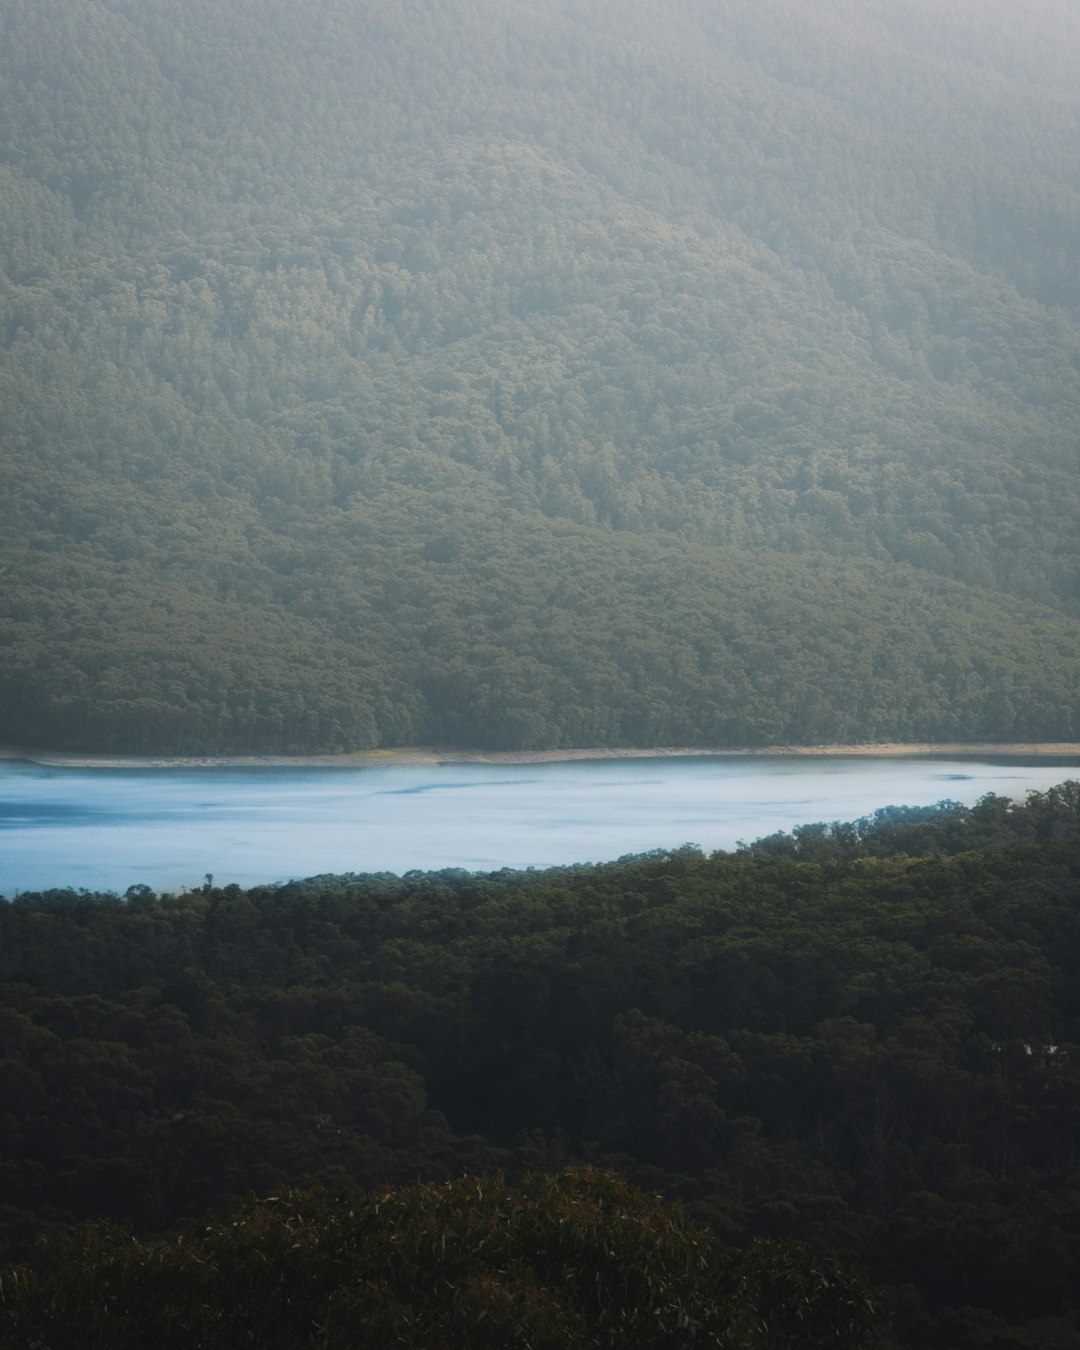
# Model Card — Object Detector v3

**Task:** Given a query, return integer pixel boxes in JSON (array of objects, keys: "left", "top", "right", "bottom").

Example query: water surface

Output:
[{"left": 1, "top": 755, "right": 1077, "bottom": 895}]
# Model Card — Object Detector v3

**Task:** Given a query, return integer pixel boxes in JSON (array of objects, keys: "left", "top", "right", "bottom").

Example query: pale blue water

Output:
[{"left": 1, "top": 755, "right": 1076, "bottom": 896}]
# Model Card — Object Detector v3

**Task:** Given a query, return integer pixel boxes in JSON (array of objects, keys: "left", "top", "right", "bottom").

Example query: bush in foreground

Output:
[{"left": 0, "top": 1171, "right": 878, "bottom": 1348}]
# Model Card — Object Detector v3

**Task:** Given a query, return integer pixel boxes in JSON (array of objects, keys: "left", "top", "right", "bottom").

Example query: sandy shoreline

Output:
[{"left": 3, "top": 742, "right": 1080, "bottom": 770}]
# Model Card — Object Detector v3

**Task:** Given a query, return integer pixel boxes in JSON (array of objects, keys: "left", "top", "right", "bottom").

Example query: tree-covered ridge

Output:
[
  {"left": 5, "top": 513, "right": 1079, "bottom": 752},
  {"left": 2, "top": 0, "right": 1080, "bottom": 752},
  {"left": 2, "top": 786, "right": 1080, "bottom": 1346}
]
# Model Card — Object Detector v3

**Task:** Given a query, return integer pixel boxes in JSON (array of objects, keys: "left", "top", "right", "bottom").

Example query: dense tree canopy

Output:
[
  {"left": 2, "top": 0, "right": 1080, "bottom": 751},
  {"left": 3, "top": 786, "right": 1080, "bottom": 1345}
]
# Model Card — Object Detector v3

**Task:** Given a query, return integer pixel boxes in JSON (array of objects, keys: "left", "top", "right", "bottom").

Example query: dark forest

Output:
[{"left": 3, "top": 787, "right": 1080, "bottom": 1345}]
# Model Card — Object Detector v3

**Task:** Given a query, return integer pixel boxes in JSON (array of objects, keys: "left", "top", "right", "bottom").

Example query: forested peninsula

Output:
[
  {"left": 4, "top": 787, "right": 1080, "bottom": 1347},
  {"left": 3, "top": 0, "right": 1080, "bottom": 754}
]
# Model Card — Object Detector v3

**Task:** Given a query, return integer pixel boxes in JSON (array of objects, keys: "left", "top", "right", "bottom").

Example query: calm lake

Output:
[{"left": 2, "top": 754, "right": 1078, "bottom": 896}]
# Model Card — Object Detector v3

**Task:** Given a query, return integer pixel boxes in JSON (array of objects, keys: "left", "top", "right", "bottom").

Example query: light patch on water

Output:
[{"left": 0, "top": 756, "right": 1077, "bottom": 895}]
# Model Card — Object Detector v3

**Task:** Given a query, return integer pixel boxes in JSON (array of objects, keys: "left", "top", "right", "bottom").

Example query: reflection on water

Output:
[{"left": 1, "top": 755, "right": 1077, "bottom": 895}]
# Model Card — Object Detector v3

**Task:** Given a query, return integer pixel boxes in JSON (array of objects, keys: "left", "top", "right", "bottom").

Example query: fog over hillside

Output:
[{"left": 2, "top": 0, "right": 1079, "bottom": 752}]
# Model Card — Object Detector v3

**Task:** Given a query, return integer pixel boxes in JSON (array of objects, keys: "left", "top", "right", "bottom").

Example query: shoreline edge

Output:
[{"left": 3, "top": 742, "right": 1080, "bottom": 770}]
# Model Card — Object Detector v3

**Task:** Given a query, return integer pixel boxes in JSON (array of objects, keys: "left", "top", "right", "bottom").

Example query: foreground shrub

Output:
[{"left": 0, "top": 1171, "right": 878, "bottom": 1348}]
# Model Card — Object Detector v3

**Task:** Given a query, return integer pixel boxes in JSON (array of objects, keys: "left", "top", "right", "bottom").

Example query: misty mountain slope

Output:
[{"left": 2, "top": 0, "right": 1079, "bottom": 751}]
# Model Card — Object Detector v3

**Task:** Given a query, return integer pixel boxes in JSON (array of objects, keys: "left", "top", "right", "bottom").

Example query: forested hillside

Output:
[
  {"left": 3, "top": 785, "right": 1080, "bottom": 1346},
  {"left": 3, "top": 0, "right": 1080, "bottom": 751}
]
